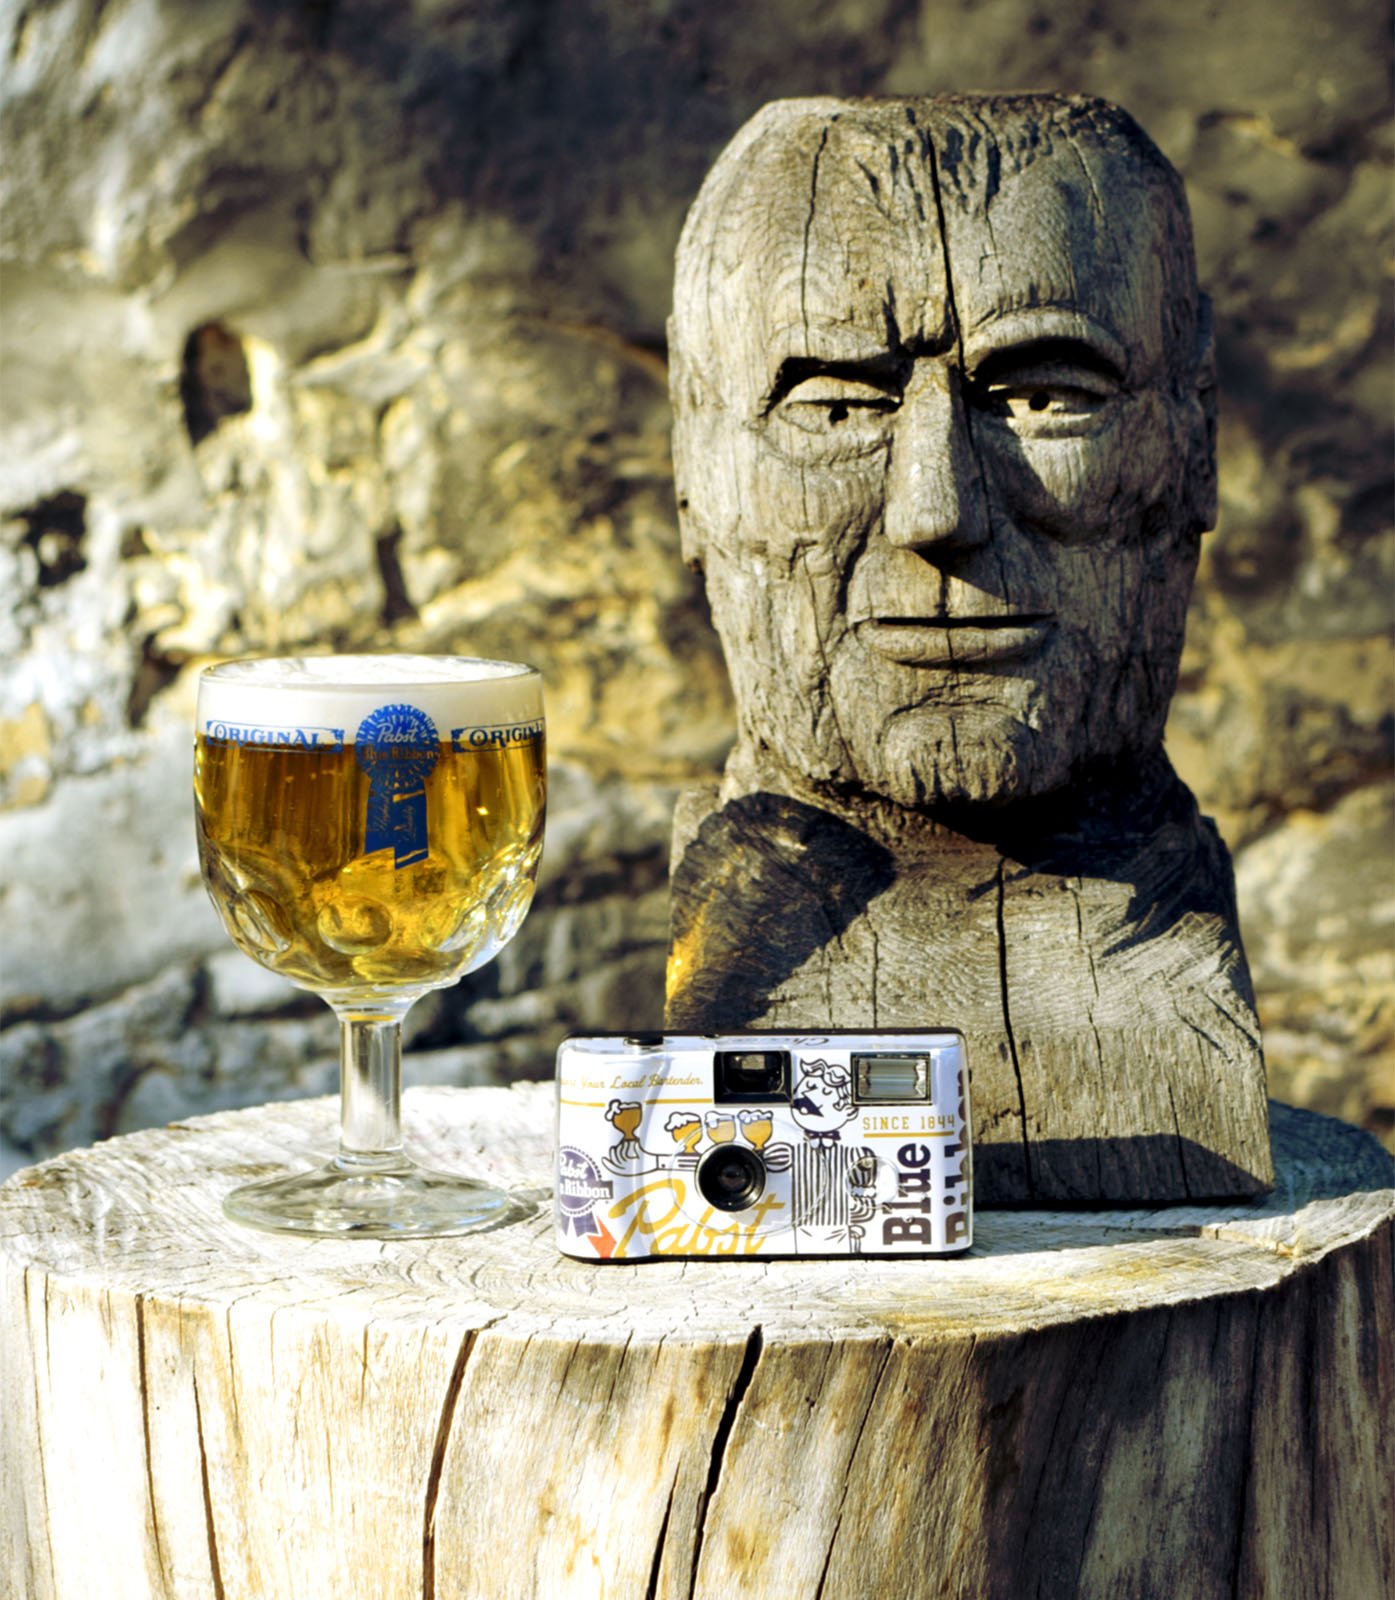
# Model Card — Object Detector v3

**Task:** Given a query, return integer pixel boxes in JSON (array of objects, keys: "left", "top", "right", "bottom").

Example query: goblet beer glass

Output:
[{"left": 194, "top": 655, "right": 545, "bottom": 1236}]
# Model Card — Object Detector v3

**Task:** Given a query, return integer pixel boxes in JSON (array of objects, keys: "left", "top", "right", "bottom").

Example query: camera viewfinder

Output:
[{"left": 714, "top": 1050, "right": 789, "bottom": 1102}]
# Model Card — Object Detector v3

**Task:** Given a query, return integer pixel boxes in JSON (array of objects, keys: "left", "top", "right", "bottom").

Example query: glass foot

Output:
[{"left": 223, "top": 1153, "right": 526, "bottom": 1238}]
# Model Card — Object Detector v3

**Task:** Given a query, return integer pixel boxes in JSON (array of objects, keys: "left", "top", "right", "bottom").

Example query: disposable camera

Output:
[{"left": 555, "top": 1031, "right": 971, "bottom": 1261}]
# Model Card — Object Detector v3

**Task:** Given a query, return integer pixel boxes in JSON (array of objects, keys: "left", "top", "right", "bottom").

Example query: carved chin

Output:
[
  {"left": 872, "top": 707, "right": 1066, "bottom": 808},
  {"left": 819, "top": 637, "right": 1176, "bottom": 808}
]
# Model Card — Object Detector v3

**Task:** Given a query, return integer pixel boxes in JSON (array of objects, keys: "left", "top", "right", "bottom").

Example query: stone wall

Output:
[{"left": 2, "top": 0, "right": 1390, "bottom": 1168}]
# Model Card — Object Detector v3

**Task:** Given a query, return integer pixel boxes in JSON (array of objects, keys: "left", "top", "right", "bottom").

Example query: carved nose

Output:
[{"left": 883, "top": 369, "right": 990, "bottom": 555}]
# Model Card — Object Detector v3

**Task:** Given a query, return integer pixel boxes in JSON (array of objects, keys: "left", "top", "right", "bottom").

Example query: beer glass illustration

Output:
[
  {"left": 607, "top": 1100, "right": 644, "bottom": 1140},
  {"left": 705, "top": 1111, "right": 737, "bottom": 1144},
  {"left": 738, "top": 1109, "right": 774, "bottom": 1151},
  {"left": 604, "top": 1099, "right": 646, "bottom": 1166},
  {"left": 666, "top": 1112, "right": 703, "bottom": 1153},
  {"left": 195, "top": 656, "right": 545, "bottom": 1236}
]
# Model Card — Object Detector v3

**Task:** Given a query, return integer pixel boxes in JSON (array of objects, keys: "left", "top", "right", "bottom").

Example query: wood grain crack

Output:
[
  {"left": 1228, "top": 1300, "right": 1265, "bottom": 1600},
  {"left": 222, "top": 1300, "right": 243, "bottom": 1439},
  {"left": 42, "top": 1272, "right": 53, "bottom": 1385},
  {"left": 1073, "top": 883, "right": 1108, "bottom": 1193},
  {"left": 193, "top": 1373, "right": 228, "bottom": 1600},
  {"left": 688, "top": 1325, "right": 764, "bottom": 1599},
  {"left": 799, "top": 126, "right": 832, "bottom": 345},
  {"left": 1205, "top": 990, "right": 1261, "bottom": 1046},
  {"left": 812, "top": 1338, "right": 893, "bottom": 1600},
  {"left": 27, "top": 1268, "right": 59, "bottom": 1591},
  {"left": 869, "top": 927, "right": 880, "bottom": 1026},
  {"left": 599, "top": 1330, "right": 634, "bottom": 1412},
  {"left": 644, "top": 1471, "right": 679, "bottom": 1600},
  {"left": 422, "top": 1319, "right": 500, "bottom": 1600},
  {"left": 135, "top": 1293, "right": 169, "bottom": 1590},
  {"left": 1167, "top": 1080, "right": 1194, "bottom": 1200},
  {"left": 1068, "top": 1422, "right": 1110, "bottom": 1598},
  {"left": 1182, "top": 1015, "right": 1227, "bottom": 1057},
  {"left": 994, "top": 860, "right": 1035, "bottom": 1200}
]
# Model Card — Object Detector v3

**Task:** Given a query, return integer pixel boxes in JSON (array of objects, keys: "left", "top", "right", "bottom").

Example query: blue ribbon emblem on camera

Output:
[
  {"left": 556, "top": 1147, "right": 614, "bottom": 1237},
  {"left": 355, "top": 703, "right": 439, "bottom": 868}
]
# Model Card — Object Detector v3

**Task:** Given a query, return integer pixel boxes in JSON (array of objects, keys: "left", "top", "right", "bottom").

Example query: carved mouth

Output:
[{"left": 856, "top": 614, "right": 1055, "bottom": 666}]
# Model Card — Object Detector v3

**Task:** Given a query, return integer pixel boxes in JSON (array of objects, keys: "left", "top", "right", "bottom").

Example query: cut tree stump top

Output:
[
  {"left": 2, "top": 1087, "right": 1387, "bottom": 1338},
  {"left": 4, "top": 1087, "right": 1391, "bottom": 1600}
]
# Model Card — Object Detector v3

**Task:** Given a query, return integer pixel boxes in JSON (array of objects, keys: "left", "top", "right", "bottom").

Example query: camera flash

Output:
[{"left": 853, "top": 1052, "right": 932, "bottom": 1102}]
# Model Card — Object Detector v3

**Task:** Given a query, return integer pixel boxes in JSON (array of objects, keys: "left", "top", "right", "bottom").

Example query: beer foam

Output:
[{"left": 198, "top": 655, "right": 543, "bottom": 742}]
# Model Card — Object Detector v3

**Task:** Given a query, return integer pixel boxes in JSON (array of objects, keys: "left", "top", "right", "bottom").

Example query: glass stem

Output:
[{"left": 336, "top": 1004, "right": 411, "bottom": 1165}]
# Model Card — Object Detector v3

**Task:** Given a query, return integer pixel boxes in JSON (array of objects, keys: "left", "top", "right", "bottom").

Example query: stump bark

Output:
[{"left": 2, "top": 1086, "right": 1390, "bottom": 1600}]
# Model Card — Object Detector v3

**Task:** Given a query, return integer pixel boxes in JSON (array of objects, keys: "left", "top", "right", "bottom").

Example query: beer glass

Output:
[{"left": 194, "top": 655, "right": 545, "bottom": 1236}]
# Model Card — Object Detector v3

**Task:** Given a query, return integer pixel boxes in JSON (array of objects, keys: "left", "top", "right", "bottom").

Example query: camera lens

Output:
[
  {"left": 696, "top": 1145, "right": 767, "bottom": 1212},
  {"left": 714, "top": 1050, "right": 789, "bottom": 1102}
]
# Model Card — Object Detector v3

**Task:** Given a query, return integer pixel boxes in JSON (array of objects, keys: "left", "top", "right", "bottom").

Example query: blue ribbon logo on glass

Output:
[{"left": 355, "top": 703, "right": 439, "bottom": 868}]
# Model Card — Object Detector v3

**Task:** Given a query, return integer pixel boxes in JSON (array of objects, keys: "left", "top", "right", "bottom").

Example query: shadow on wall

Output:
[{"left": 213, "top": 0, "right": 928, "bottom": 336}]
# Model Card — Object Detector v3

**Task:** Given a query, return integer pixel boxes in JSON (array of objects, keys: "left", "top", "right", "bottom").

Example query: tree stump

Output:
[{"left": 2, "top": 1086, "right": 1390, "bottom": 1600}]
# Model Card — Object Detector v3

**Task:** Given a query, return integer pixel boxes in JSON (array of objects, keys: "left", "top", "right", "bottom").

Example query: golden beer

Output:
[
  {"left": 195, "top": 654, "right": 545, "bottom": 1003},
  {"left": 196, "top": 734, "right": 544, "bottom": 997}
]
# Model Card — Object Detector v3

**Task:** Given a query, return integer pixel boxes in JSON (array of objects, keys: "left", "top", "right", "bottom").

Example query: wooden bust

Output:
[{"left": 665, "top": 94, "right": 1272, "bottom": 1204}]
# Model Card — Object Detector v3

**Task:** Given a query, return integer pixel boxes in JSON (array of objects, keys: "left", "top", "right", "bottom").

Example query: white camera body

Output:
[{"left": 555, "top": 1031, "right": 971, "bottom": 1261}]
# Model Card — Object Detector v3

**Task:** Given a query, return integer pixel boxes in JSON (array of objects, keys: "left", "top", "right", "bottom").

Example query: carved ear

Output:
[
  {"left": 667, "top": 320, "right": 707, "bottom": 572},
  {"left": 1189, "top": 293, "right": 1219, "bottom": 534},
  {"left": 671, "top": 415, "right": 705, "bottom": 573}
]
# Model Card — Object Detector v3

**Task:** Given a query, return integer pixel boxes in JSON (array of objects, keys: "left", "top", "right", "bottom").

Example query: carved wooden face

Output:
[{"left": 672, "top": 98, "right": 1216, "bottom": 807}]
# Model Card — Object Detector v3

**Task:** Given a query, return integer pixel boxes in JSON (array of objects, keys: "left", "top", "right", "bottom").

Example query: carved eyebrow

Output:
[
  {"left": 762, "top": 353, "right": 907, "bottom": 414},
  {"left": 970, "top": 337, "right": 1125, "bottom": 386}
]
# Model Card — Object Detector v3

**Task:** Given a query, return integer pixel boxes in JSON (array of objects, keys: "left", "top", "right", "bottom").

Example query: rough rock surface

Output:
[{"left": 1, "top": 0, "right": 1390, "bottom": 1168}]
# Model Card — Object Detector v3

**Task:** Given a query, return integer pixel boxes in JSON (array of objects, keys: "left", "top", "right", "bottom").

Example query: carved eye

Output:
[
  {"left": 775, "top": 376, "right": 899, "bottom": 438},
  {"left": 970, "top": 353, "right": 1119, "bottom": 434},
  {"left": 987, "top": 383, "right": 1108, "bottom": 420}
]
